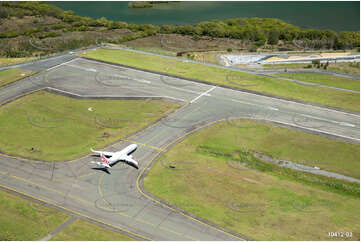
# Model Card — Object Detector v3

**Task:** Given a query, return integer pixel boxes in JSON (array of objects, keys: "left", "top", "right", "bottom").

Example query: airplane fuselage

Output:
[
  {"left": 93, "top": 144, "right": 139, "bottom": 169},
  {"left": 108, "top": 144, "right": 137, "bottom": 163}
]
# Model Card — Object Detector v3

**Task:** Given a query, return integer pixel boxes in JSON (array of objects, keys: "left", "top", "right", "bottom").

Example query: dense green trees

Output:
[{"left": 0, "top": 1, "right": 359, "bottom": 51}]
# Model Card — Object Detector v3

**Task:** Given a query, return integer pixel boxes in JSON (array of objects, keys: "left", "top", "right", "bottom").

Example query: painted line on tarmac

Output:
[
  {"left": 190, "top": 86, "right": 216, "bottom": 103},
  {"left": 97, "top": 173, "right": 130, "bottom": 218},
  {"left": 46, "top": 87, "right": 186, "bottom": 102},
  {"left": 33, "top": 171, "right": 98, "bottom": 183},
  {"left": 46, "top": 58, "right": 79, "bottom": 71},
  {"left": 229, "top": 85, "right": 360, "bottom": 118},
  {"left": 0, "top": 87, "right": 46, "bottom": 106},
  {"left": 80, "top": 52, "right": 359, "bottom": 117},
  {"left": 229, "top": 97, "right": 278, "bottom": 111},
  {"left": 6, "top": 171, "right": 151, "bottom": 230},
  {"left": 184, "top": 234, "right": 198, "bottom": 241},
  {"left": 159, "top": 226, "right": 182, "bottom": 236},
  {"left": 135, "top": 218, "right": 156, "bottom": 227},
  {"left": 299, "top": 113, "right": 356, "bottom": 127},
  {"left": 46, "top": 87, "right": 82, "bottom": 97},
  {"left": 226, "top": 96, "right": 357, "bottom": 130},
  {"left": 0, "top": 152, "right": 32, "bottom": 163},
  {"left": 161, "top": 83, "right": 212, "bottom": 96},
  {"left": 65, "top": 64, "right": 97, "bottom": 72},
  {"left": 9, "top": 174, "right": 92, "bottom": 206},
  {"left": 269, "top": 120, "right": 360, "bottom": 142},
  {"left": 0, "top": 183, "right": 151, "bottom": 241},
  {"left": 81, "top": 57, "right": 211, "bottom": 88}
]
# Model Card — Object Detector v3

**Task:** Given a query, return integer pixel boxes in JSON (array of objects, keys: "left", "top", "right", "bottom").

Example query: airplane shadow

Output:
[{"left": 91, "top": 167, "right": 111, "bottom": 175}]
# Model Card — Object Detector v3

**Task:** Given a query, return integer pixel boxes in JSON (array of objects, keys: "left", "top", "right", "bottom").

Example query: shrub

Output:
[
  {"left": 0, "top": 9, "right": 9, "bottom": 19},
  {"left": 312, "top": 59, "right": 320, "bottom": 65},
  {"left": 268, "top": 30, "right": 280, "bottom": 45}
]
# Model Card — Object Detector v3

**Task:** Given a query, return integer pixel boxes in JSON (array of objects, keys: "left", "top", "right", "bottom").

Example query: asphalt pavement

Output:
[{"left": 0, "top": 56, "right": 359, "bottom": 240}]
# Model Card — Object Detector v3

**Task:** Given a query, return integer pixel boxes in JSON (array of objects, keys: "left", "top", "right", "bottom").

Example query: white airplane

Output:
[{"left": 91, "top": 144, "right": 139, "bottom": 170}]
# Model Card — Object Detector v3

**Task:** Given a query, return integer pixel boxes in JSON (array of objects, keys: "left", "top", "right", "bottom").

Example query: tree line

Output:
[{"left": 0, "top": 1, "right": 359, "bottom": 51}]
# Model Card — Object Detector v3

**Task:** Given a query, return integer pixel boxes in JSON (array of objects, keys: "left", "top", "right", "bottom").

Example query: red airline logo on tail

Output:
[{"left": 101, "top": 154, "right": 110, "bottom": 165}]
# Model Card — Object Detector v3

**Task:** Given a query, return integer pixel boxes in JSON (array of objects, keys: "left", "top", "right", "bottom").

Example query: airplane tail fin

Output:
[{"left": 101, "top": 154, "right": 111, "bottom": 168}]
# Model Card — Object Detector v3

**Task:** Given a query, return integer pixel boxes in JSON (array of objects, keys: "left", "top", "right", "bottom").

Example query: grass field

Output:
[
  {"left": 0, "top": 68, "right": 35, "bottom": 88},
  {"left": 144, "top": 120, "right": 360, "bottom": 240},
  {"left": 124, "top": 44, "right": 177, "bottom": 57},
  {"left": 191, "top": 51, "right": 223, "bottom": 64},
  {"left": 0, "top": 189, "right": 70, "bottom": 240},
  {"left": 327, "top": 62, "right": 360, "bottom": 76},
  {"left": 275, "top": 72, "right": 360, "bottom": 91},
  {"left": 0, "top": 91, "right": 179, "bottom": 160},
  {"left": 0, "top": 189, "right": 135, "bottom": 240},
  {"left": 262, "top": 62, "right": 360, "bottom": 76},
  {"left": 0, "top": 57, "right": 36, "bottom": 67},
  {"left": 80, "top": 49, "right": 359, "bottom": 112},
  {"left": 51, "top": 219, "right": 135, "bottom": 241},
  {"left": 262, "top": 63, "right": 309, "bottom": 69}
]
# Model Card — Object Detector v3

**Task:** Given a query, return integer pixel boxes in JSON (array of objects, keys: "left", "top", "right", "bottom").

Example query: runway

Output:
[{"left": 0, "top": 56, "right": 359, "bottom": 240}]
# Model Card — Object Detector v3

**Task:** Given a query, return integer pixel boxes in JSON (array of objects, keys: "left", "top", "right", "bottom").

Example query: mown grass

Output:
[
  {"left": 0, "top": 57, "right": 36, "bottom": 67},
  {"left": 51, "top": 219, "right": 135, "bottom": 241},
  {"left": 124, "top": 44, "right": 177, "bottom": 57},
  {"left": 144, "top": 120, "right": 360, "bottom": 240},
  {"left": 0, "top": 91, "right": 179, "bottom": 160},
  {"left": 275, "top": 72, "right": 360, "bottom": 91},
  {"left": 0, "top": 189, "right": 70, "bottom": 240},
  {"left": 0, "top": 68, "right": 35, "bottom": 87},
  {"left": 262, "top": 63, "right": 309, "bottom": 69},
  {"left": 192, "top": 120, "right": 360, "bottom": 179},
  {"left": 327, "top": 62, "right": 360, "bottom": 76},
  {"left": 80, "top": 49, "right": 360, "bottom": 112},
  {"left": 0, "top": 189, "right": 135, "bottom": 241},
  {"left": 262, "top": 62, "right": 360, "bottom": 76}
]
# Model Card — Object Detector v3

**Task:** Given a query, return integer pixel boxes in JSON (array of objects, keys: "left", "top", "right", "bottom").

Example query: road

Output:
[{"left": 0, "top": 56, "right": 359, "bottom": 240}]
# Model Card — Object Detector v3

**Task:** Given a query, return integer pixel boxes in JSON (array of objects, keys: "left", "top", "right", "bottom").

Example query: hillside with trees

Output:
[{"left": 0, "top": 1, "right": 359, "bottom": 57}]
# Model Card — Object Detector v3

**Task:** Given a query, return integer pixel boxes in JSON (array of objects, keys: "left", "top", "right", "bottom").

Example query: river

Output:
[{"left": 49, "top": 1, "right": 360, "bottom": 32}]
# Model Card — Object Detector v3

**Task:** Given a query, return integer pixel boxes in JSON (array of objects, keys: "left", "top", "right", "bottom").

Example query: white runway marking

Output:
[
  {"left": 46, "top": 58, "right": 79, "bottom": 71},
  {"left": 46, "top": 87, "right": 82, "bottom": 97},
  {"left": 272, "top": 120, "right": 360, "bottom": 141},
  {"left": 190, "top": 86, "right": 216, "bottom": 103},
  {"left": 230, "top": 98, "right": 278, "bottom": 111},
  {"left": 229, "top": 97, "right": 356, "bottom": 128},
  {"left": 111, "top": 74, "right": 151, "bottom": 84},
  {"left": 135, "top": 79, "right": 151, "bottom": 84},
  {"left": 46, "top": 87, "right": 186, "bottom": 102},
  {"left": 299, "top": 113, "right": 356, "bottom": 127},
  {"left": 66, "top": 64, "right": 97, "bottom": 72}
]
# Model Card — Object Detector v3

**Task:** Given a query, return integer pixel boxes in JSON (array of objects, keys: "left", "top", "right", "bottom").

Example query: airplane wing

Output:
[
  {"left": 91, "top": 148, "right": 115, "bottom": 158},
  {"left": 122, "top": 156, "right": 139, "bottom": 169},
  {"left": 109, "top": 155, "right": 139, "bottom": 169}
]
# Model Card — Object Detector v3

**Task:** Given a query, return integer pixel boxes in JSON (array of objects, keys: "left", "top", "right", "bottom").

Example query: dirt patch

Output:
[
  {"left": 125, "top": 34, "right": 252, "bottom": 54},
  {"left": 0, "top": 15, "right": 63, "bottom": 33}
]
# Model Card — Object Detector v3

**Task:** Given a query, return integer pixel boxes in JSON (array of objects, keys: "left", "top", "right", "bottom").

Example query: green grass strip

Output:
[
  {"left": 51, "top": 219, "right": 135, "bottom": 241},
  {"left": 0, "top": 91, "right": 179, "bottom": 161},
  {"left": 144, "top": 119, "right": 360, "bottom": 240},
  {"left": 0, "top": 189, "right": 70, "bottom": 240},
  {"left": 275, "top": 72, "right": 360, "bottom": 91},
  {"left": 0, "top": 68, "right": 35, "bottom": 88}
]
